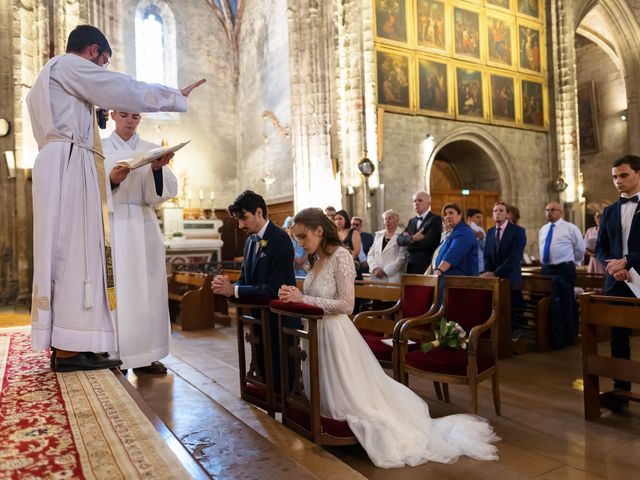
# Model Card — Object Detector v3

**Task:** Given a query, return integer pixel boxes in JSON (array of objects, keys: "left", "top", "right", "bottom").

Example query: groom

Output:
[{"left": 211, "top": 190, "right": 297, "bottom": 391}]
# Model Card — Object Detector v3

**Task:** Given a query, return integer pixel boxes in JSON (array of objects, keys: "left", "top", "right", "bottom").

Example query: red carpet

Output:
[{"left": 0, "top": 327, "right": 189, "bottom": 479}]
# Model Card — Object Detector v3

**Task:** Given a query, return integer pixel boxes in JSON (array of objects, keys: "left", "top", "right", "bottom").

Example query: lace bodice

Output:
[{"left": 301, "top": 247, "right": 356, "bottom": 314}]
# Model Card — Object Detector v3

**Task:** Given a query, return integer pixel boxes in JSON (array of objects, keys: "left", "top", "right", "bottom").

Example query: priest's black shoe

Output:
[{"left": 53, "top": 352, "right": 122, "bottom": 372}]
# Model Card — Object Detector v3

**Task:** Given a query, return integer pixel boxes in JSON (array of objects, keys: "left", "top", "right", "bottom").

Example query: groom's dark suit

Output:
[
  {"left": 237, "top": 221, "right": 297, "bottom": 390},
  {"left": 596, "top": 195, "right": 640, "bottom": 391},
  {"left": 397, "top": 211, "right": 442, "bottom": 274}
]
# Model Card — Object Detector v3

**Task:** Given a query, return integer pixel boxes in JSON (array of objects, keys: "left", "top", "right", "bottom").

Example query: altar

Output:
[{"left": 164, "top": 237, "right": 224, "bottom": 272}]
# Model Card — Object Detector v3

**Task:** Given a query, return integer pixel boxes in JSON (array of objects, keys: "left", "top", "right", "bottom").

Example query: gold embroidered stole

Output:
[{"left": 92, "top": 109, "right": 117, "bottom": 310}]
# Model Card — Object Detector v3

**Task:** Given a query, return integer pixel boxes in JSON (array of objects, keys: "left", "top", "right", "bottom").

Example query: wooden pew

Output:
[
  {"left": 519, "top": 273, "right": 552, "bottom": 352},
  {"left": 168, "top": 272, "right": 231, "bottom": 330},
  {"left": 580, "top": 293, "right": 640, "bottom": 420}
]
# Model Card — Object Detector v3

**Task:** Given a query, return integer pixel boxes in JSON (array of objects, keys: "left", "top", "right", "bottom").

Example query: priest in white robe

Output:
[
  {"left": 26, "top": 25, "right": 205, "bottom": 371},
  {"left": 102, "top": 111, "right": 176, "bottom": 372}
]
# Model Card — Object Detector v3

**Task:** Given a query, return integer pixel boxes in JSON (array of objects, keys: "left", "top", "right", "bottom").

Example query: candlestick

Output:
[{"left": 199, "top": 189, "right": 204, "bottom": 200}]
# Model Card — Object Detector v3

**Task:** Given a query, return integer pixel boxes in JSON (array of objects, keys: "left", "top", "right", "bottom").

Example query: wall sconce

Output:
[
  {"left": 425, "top": 133, "right": 433, "bottom": 140},
  {"left": 554, "top": 176, "right": 568, "bottom": 192},
  {"left": 620, "top": 110, "right": 628, "bottom": 121},
  {"left": 4, "top": 151, "right": 16, "bottom": 178},
  {"left": 461, "top": 188, "right": 470, "bottom": 196}
]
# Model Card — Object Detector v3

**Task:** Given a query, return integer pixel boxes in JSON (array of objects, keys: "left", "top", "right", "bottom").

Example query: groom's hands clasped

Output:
[{"left": 278, "top": 285, "right": 303, "bottom": 303}]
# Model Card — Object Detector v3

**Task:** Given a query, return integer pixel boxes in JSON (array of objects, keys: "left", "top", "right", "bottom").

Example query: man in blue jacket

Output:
[
  {"left": 481, "top": 202, "right": 527, "bottom": 340},
  {"left": 596, "top": 155, "right": 640, "bottom": 408}
]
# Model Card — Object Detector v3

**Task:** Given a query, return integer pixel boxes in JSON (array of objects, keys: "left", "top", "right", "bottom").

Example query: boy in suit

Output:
[
  {"left": 596, "top": 155, "right": 640, "bottom": 405},
  {"left": 481, "top": 202, "right": 527, "bottom": 340},
  {"left": 212, "top": 190, "right": 297, "bottom": 390}
]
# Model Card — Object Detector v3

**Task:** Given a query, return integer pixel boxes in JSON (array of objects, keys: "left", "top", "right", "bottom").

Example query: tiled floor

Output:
[{"left": 128, "top": 318, "right": 640, "bottom": 480}]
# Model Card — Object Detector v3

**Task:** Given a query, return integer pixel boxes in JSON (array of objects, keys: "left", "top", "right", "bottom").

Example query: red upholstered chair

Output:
[
  {"left": 269, "top": 300, "right": 359, "bottom": 446},
  {"left": 397, "top": 276, "right": 502, "bottom": 415},
  {"left": 228, "top": 297, "right": 279, "bottom": 417},
  {"left": 352, "top": 275, "right": 438, "bottom": 378}
]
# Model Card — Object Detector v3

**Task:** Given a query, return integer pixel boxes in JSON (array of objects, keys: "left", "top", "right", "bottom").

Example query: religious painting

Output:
[
  {"left": 518, "top": 24, "right": 542, "bottom": 73},
  {"left": 418, "top": 57, "right": 449, "bottom": 115},
  {"left": 376, "top": 49, "right": 411, "bottom": 110},
  {"left": 456, "top": 67, "right": 484, "bottom": 119},
  {"left": 454, "top": 7, "right": 481, "bottom": 61},
  {"left": 490, "top": 73, "right": 516, "bottom": 122},
  {"left": 487, "top": 14, "right": 513, "bottom": 66},
  {"left": 416, "top": 0, "right": 446, "bottom": 52},
  {"left": 521, "top": 78, "right": 545, "bottom": 127},
  {"left": 577, "top": 82, "right": 600, "bottom": 154},
  {"left": 517, "top": 0, "right": 540, "bottom": 19},
  {"left": 375, "top": 0, "right": 408, "bottom": 44},
  {"left": 487, "top": 0, "right": 511, "bottom": 11}
]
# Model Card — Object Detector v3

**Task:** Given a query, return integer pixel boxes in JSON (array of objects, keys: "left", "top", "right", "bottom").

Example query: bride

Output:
[{"left": 278, "top": 208, "right": 499, "bottom": 469}]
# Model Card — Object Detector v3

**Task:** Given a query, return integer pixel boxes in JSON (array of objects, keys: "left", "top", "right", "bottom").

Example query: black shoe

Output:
[
  {"left": 50, "top": 347, "right": 56, "bottom": 369},
  {"left": 133, "top": 361, "right": 167, "bottom": 374},
  {"left": 53, "top": 352, "right": 122, "bottom": 372},
  {"left": 601, "top": 393, "right": 630, "bottom": 414}
]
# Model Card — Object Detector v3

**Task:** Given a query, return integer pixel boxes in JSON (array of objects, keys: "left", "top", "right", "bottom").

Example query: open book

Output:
[{"left": 113, "top": 140, "right": 190, "bottom": 170}]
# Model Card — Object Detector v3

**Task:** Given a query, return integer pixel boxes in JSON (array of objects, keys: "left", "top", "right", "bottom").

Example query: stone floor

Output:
[{"left": 127, "top": 318, "right": 640, "bottom": 480}]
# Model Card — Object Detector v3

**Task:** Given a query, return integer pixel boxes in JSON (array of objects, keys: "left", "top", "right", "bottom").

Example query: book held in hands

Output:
[{"left": 110, "top": 140, "right": 190, "bottom": 170}]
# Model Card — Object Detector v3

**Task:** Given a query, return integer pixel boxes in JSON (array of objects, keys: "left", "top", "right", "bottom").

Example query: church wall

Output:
[
  {"left": 236, "top": 0, "right": 293, "bottom": 206},
  {"left": 120, "top": 0, "right": 237, "bottom": 209},
  {"left": 380, "top": 112, "right": 551, "bottom": 256},
  {"left": 576, "top": 40, "right": 629, "bottom": 211}
]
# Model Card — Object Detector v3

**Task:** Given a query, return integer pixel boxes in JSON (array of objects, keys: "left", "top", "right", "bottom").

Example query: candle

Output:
[
  {"left": 199, "top": 189, "right": 204, "bottom": 200},
  {"left": 187, "top": 190, "right": 192, "bottom": 200},
  {"left": 210, "top": 191, "right": 215, "bottom": 200}
]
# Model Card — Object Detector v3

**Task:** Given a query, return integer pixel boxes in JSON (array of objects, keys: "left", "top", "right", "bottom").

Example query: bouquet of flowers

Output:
[{"left": 421, "top": 318, "right": 469, "bottom": 353}]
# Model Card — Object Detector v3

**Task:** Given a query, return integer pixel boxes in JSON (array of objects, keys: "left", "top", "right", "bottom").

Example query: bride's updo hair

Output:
[{"left": 293, "top": 208, "right": 342, "bottom": 264}]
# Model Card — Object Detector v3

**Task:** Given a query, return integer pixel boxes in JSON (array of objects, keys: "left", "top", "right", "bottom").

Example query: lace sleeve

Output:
[{"left": 302, "top": 248, "right": 356, "bottom": 315}]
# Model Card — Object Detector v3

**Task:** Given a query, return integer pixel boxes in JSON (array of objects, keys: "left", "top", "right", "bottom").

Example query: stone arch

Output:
[
  {"left": 424, "top": 126, "right": 515, "bottom": 202},
  {"left": 575, "top": 0, "right": 640, "bottom": 152}
]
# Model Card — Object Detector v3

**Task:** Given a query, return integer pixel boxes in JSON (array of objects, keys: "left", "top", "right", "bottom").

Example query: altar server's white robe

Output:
[
  {"left": 102, "top": 133, "right": 177, "bottom": 369},
  {"left": 26, "top": 53, "right": 187, "bottom": 352}
]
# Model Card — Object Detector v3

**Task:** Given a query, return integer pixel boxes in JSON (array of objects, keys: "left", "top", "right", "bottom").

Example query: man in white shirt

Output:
[
  {"left": 538, "top": 202, "right": 585, "bottom": 348},
  {"left": 26, "top": 24, "right": 205, "bottom": 372},
  {"left": 102, "top": 111, "right": 177, "bottom": 374}
]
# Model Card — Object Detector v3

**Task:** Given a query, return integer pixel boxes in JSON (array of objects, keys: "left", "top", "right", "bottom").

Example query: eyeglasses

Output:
[
  {"left": 99, "top": 52, "right": 111, "bottom": 68},
  {"left": 117, "top": 112, "right": 141, "bottom": 120}
]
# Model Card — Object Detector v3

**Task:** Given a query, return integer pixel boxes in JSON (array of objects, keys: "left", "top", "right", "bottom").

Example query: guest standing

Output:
[
  {"left": 597, "top": 155, "right": 640, "bottom": 407},
  {"left": 367, "top": 210, "right": 407, "bottom": 283},
  {"left": 433, "top": 203, "right": 479, "bottom": 277},
  {"left": 397, "top": 191, "right": 442, "bottom": 273},
  {"left": 538, "top": 202, "right": 585, "bottom": 348},
  {"left": 584, "top": 212, "right": 605, "bottom": 274}
]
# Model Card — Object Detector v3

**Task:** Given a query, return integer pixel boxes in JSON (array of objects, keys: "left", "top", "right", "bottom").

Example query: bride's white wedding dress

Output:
[{"left": 299, "top": 247, "right": 499, "bottom": 469}]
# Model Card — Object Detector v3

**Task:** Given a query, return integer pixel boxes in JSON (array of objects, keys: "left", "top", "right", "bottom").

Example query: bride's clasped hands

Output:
[{"left": 278, "top": 285, "right": 303, "bottom": 303}]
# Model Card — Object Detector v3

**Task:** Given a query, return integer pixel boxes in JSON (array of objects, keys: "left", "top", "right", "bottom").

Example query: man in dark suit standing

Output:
[
  {"left": 481, "top": 202, "right": 527, "bottom": 340},
  {"left": 397, "top": 191, "right": 442, "bottom": 274},
  {"left": 351, "top": 216, "right": 374, "bottom": 273},
  {"left": 596, "top": 155, "right": 640, "bottom": 405},
  {"left": 212, "top": 190, "right": 297, "bottom": 390}
]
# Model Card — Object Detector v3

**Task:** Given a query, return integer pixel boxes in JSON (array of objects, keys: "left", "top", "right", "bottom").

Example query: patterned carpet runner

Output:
[{"left": 0, "top": 328, "right": 191, "bottom": 479}]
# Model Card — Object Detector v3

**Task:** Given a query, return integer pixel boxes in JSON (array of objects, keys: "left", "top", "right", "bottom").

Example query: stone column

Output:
[
  {"left": 287, "top": 0, "right": 342, "bottom": 210},
  {"left": 550, "top": 0, "right": 583, "bottom": 227}
]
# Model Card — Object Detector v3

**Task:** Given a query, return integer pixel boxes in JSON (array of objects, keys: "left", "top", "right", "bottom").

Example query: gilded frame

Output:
[
  {"left": 452, "top": 4, "right": 485, "bottom": 64},
  {"left": 414, "top": 0, "right": 450, "bottom": 55},
  {"left": 374, "top": 0, "right": 410, "bottom": 47},
  {"left": 488, "top": 69, "right": 518, "bottom": 125},
  {"left": 486, "top": 11, "right": 516, "bottom": 68},
  {"left": 375, "top": 47, "right": 414, "bottom": 113},
  {"left": 454, "top": 63, "right": 488, "bottom": 122},
  {"left": 519, "top": 75, "right": 548, "bottom": 130},
  {"left": 517, "top": 19, "right": 545, "bottom": 75},
  {"left": 486, "top": 0, "right": 513, "bottom": 13},
  {"left": 416, "top": 54, "right": 454, "bottom": 117},
  {"left": 516, "top": 0, "right": 542, "bottom": 21}
]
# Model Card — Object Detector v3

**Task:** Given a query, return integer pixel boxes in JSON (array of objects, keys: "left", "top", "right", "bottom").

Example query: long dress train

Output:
[{"left": 299, "top": 247, "right": 499, "bottom": 469}]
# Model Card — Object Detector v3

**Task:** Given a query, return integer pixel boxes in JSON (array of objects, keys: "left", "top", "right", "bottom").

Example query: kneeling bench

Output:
[
  {"left": 228, "top": 297, "right": 279, "bottom": 417},
  {"left": 269, "top": 300, "right": 358, "bottom": 446}
]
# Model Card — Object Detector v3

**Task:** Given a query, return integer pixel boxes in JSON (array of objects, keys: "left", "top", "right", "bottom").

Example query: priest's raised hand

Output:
[{"left": 180, "top": 79, "right": 207, "bottom": 97}]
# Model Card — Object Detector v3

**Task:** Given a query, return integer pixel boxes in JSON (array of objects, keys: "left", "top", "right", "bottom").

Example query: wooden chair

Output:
[
  {"left": 397, "top": 276, "right": 502, "bottom": 415},
  {"left": 580, "top": 292, "right": 640, "bottom": 420},
  {"left": 270, "top": 300, "right": 359, "bottom": 446},
  {"left": 228, "top": 297, "right": 279, "bottom": 417},
  {"left": 352, "top": 275, "right": 438, "bottom": 377}
]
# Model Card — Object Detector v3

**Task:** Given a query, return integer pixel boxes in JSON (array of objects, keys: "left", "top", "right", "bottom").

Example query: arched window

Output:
[{"left": 135, "top": 1, "right": 177, "bottom": 88}]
